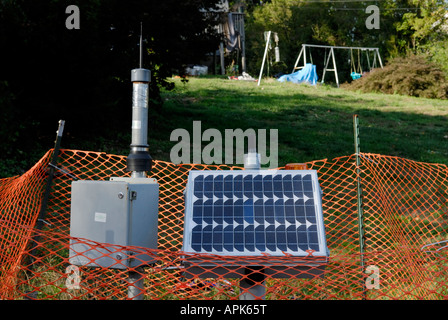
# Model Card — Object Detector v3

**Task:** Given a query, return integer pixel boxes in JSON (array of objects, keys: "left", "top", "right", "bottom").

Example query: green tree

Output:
[
  {"left": 245, "top": 0, "right": 393, "bottom": 77},
  {"left": 244, "top": 0, "right": 447, "bottom": 77},
  {"left": 395, "top": 0, "right": 447, "bottom": 53}
]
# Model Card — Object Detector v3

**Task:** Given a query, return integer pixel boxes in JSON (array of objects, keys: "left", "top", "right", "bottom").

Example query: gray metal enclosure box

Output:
[{"left": 69, "top": 177, "right": 159, "bottom": 269}]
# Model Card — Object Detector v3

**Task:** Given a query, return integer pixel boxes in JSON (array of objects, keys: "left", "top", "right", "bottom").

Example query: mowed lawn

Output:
[{"left": 148, "top": 77, "right": 448, "bottom": 167}]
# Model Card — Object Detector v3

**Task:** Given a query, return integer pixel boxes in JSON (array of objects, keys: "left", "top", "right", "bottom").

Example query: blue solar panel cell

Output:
[{"left": 183, "top": 170, "right": 329, "bottom": 259}]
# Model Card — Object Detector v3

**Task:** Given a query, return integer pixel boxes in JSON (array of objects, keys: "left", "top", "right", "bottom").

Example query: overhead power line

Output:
[
  {"left": 262, "top": 0, "right": 447, "bottom": 6},
  {"left": 281, "top": 0, "right": 388, "bottom": 3},
  {"left": 288, "top": 5, "right": 446, "bottom": 10},
  {"left": 333, "top": 6, "right": 445, "bottom": 10},
  {"left": 262, "top": 0, "right": 448, "bottom": 10}
]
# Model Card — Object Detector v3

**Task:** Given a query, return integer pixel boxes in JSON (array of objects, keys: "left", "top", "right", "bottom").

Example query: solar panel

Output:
[{"left": 182, "top": 170, "right": 329, "bottom": 262}]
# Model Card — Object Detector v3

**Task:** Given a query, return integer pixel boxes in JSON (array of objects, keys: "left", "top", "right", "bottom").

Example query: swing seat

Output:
[{"left": 351, "top": 72, "right": 362, "bottom": 80}]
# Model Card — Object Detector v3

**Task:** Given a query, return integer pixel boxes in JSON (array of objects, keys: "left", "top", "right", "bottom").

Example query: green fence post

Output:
[{"left": 353, "top": 114, "right": 366, "bottom": 298}]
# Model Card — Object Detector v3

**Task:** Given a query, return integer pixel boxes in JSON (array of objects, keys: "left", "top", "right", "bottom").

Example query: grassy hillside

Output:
[
  {"left": 4, "top": 76, "right": 448, "bottom": 178},
  {"left": 145, "top": 77, "right": 448, "bottom": 168}
]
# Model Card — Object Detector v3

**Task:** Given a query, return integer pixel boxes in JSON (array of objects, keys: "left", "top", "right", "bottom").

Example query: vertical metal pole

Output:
[
  {"left": 220, "top": 42, "right": 225, "bottom": 75},
  {"left": 238, "top": 9, "right": 247, "bottom": 73},
  {"left": 366, "top": 50, "right": 371, "bottom": 71},
  {"left": 353, "top": 115, "right": 366, "bottom": 298},
  {"left": 239, "top": 267, "right": 266, "bottom": 300},
  {"left": 139, "top": 22, "right": 143, "bottom": 69},
  {"left": 303, "top": 45, "right": 307, "bottom": 66},
  {"left": 372, "top": 52, "right": 377, "bottom": 69},
  {"left": 258, "top": 31, "right": 271, "bottom": 86},
  {"left": 126, "top": 26, "right": 151, "bottom": 300},
  {"left": 127, "top": 267, "right": 145, "bottom": 300}
]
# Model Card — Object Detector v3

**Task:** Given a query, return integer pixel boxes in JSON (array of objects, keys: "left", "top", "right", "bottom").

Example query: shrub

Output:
[{"left": 342, "top": 54, "right": 448, "bottom": 99}]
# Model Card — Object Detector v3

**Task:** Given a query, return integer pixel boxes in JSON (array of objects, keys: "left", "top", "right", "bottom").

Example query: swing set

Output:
[{"left": 293, "top": 44, "right": 383, "bottom": 87}]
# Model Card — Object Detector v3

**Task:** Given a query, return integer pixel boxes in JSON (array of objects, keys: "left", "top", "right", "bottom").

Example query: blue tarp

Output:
[{"left": 278, "top": 63, "right": 318, "bottom": 85}]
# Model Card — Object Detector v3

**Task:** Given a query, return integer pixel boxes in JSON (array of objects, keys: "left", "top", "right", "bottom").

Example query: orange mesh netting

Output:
[{"left": 1, "top": 149, "right": 448, "bottom": 300}]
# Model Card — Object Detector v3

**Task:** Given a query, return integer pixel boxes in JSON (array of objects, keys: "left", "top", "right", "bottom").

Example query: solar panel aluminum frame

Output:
[
  {"left": 182, "top": 255, "right": 328, "bottom": 279},
  {"left": 181, "top": 170, "right": 329, "bottom": 279}
]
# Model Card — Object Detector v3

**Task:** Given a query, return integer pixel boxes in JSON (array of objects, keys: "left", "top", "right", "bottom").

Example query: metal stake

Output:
[
  {"left": 30, "top": 120, "right": 65, "bottom": 259},
  {"left": 353, "top": 114, "right": 367, "bottom": 298}
]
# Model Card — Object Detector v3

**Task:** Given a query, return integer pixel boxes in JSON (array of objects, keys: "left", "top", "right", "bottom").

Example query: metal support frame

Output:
[
  {"left": 127, "top": 267, "right": 145, "bottom": 300},
  {"left": 322, "top": 47, "right": 339, "bottom": 87},
  {"left": 292, "top": 44, "right": 383, "bottom": 88},
  {"left": 292, "top": 46, "right": 305, "bottom": 72},
  {"left": 239, "top": 267, "right": 266, "bottom": 300}
]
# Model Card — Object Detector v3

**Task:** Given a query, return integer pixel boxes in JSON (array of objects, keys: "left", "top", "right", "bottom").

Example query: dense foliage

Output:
[
  {"left": 0, "top": 0, "right": 221, "bottom": 177},
  {"left": 342, "top": 54, "right": 448, "bottom": 99},
  {"left": 243, "top": 0, "right": 448, "bottom": 77}
]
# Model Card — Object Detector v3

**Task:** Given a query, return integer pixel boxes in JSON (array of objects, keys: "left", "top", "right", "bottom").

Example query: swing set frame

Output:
[{"left": 292, "top": 44, "right": 383, "bottom": 87}]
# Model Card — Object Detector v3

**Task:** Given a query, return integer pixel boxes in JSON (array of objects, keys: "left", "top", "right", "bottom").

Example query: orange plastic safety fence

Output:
[{"left": 1, "top": 149, "right": 448, "bottom": 300}]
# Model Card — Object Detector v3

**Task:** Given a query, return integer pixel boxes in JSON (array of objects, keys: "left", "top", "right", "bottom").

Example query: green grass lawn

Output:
[
  {"left": 6, "top": 75, "right": 447, "bottom": 178},
  {"left": 145, "top": 76, "right": 448, "bottom": 168}
]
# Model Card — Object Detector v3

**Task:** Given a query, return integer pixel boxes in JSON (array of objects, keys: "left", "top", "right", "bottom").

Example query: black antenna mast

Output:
[{"left": 139, "top": 22, "right": 143, "bottom": 68}]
